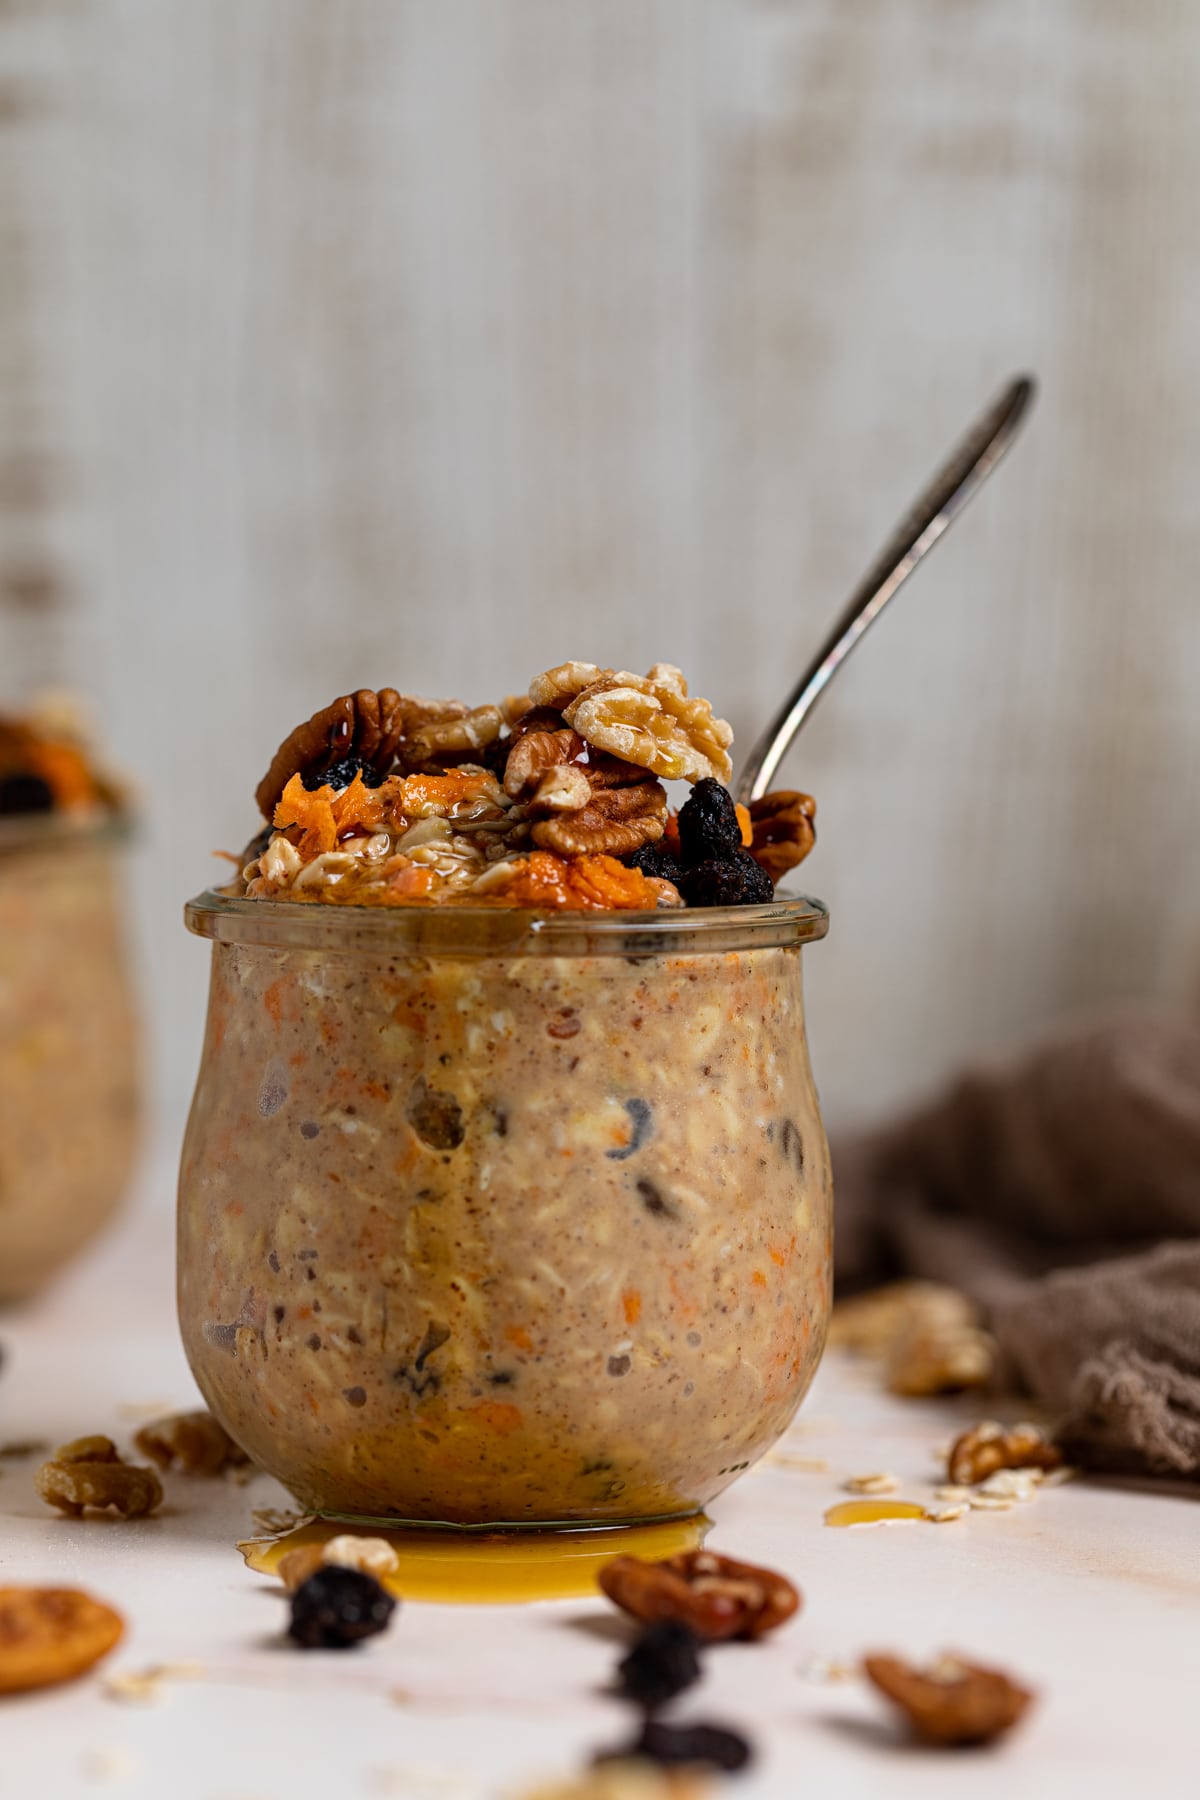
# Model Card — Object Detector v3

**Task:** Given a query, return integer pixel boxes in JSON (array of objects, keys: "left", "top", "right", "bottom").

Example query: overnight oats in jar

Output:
[
  {"left": 0, "top": 700, "right": 139, "bottom": 1302},
  {"left": 180, "top": 664, "right": 829, "bottom": 1526}
]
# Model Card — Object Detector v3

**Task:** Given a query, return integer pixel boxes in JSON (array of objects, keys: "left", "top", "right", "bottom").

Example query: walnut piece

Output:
[
  {"left": 598, "top": 1549, "right": 800, "bottom": 1642},
  {"left": 887, "top": 1321, "right": 996, "bottom": 1398},
  {"left": 503, "top": 726, "right": 585, "bottom": 798},
  {"left": 531, "top": 780, "right": 667, "bottom": 858},
  {"left": 828, "top": 1281, "right": 995, "bottom": 1397},
  {"left": 405, "top": 703, "right": 503, "bottom": 767},
  {"left": 527, "top": 662, "right": 606, "bottom": 709},
  {"left": 748, "top": 790, "right": 816, "bottom": 884},
  {"left": 0, "top": 1587, "right": 124, "bottom": 1695},
  {"left": 532, "top": 765, "right": 593, "bottom": 812},
  {"left": 947, "top": 1422, "right": 1063, "bottom": 1487},
  {"left": 35, "top": 1437, "right": 163, "bottom": 1519},
  {"left": 863, "top": 1652, "right": 1034, "bottom": 1747},
  {"left": 565, "top": 672, "right": 733, "bottom": 785},
  {"left": 133, "top": 1410, "right": 249, "bottom": 1476},
  {"left": 255, "top": 689, "right": 409, "bottom": 818}
]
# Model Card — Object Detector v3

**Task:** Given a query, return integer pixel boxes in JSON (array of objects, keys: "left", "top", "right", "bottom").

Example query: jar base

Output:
[{"left": 308, "top": 1503, "right": 706, "bottom": 1535}]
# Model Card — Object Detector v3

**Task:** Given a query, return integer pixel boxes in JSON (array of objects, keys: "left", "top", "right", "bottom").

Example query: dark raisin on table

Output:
[
  {"left": 287, "top": 1567, "right": 396, "bottom": 1649},
  {"left": 598, "top": 1717, "right": 752, "bottom": 1774},
  {"left": 616, "top": 1620, "right": 702, "bottom": 1709}
]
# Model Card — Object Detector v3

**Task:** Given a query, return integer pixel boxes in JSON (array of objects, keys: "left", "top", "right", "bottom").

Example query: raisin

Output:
[
  {"left": 625, "top": 843, "right": 683, "bottom": 886},
  {"left": 634, "top": 1718, "right": 751, "bottom": 1772},
  {"left": 0, "top": 773, "right": 55, "bottom": 815},
  {"left": 302, "top": 755, "right": 386, "bottom": 792},
  {"left": 616, "top": 1621, "right": 702, "bottom": 1709},
  {"left": 597, "top": 1717, "right": 751, "bottom": 1774},
  {"left": 406, "top": 1078, "right": 465, "bottom": 1150},
  {"left": 677, "top": 777, "right": 742, "bottom": 864},
  {"left": 287, "top": 1567, "right": 395, "bottom": 1649},
  {"left": 679, "top": 851, "right": 774, "bottom": 908},
  {"left": 605, "top": 1098, "right": 653, "bottom": 1161}
]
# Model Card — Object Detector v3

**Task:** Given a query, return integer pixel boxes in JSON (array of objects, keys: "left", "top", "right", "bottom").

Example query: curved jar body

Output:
[
  {"left": 179, "top": 896, "right": 831, "bottom": 1526},
  {"left": 0, "top": 825, "right": 140, "bottom": 1302}
]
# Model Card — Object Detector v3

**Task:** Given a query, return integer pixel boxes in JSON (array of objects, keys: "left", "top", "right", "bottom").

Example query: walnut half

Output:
[
  {"left": 947, "top": 1422, "right": 1063, "bottom": 1487},
  {"left": 134, "top": 1410, "right": 249, "bottom": 1477},
  {"left": 748, "top": 790, "right": 816, "bottom": 884},
  {"left": 863, "top": 1652, "right": 1034, "bottom": 1747},
  {"left": 598, "top": 1549, "right": 800, "bottom": 1642},
  {"left": 35, "top": 1437, "right": 163, "bottom": 1520},
  {"left": 255, "top": 689, "right": 409, "bottom": 818},
  {"left": 530, "top": 780, "right": 667, "bottom": 858}
]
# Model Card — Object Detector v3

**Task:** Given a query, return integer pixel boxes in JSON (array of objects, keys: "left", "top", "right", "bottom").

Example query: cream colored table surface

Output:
[{"left": 3, "top": 1173, "right": 1197, "bottom": 1800}]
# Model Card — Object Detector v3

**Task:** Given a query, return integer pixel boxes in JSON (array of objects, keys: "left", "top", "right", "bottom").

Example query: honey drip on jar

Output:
[
  {"left": 823, "top": 1499, "right": 928, "bottom": 1528},
  {"left": 239, "top": 1514, "right": 709, "bottom": 1605}
]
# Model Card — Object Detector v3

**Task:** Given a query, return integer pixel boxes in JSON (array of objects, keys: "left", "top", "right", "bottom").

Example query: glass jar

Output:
[
  {"left": 0, "top": 820, "right": 140, "bottom": 1302},
  {"left": 179, "top": 891, "right": 831, "bottom": 1528}
]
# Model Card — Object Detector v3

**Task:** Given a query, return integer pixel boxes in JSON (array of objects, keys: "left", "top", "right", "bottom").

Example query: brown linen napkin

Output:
[{"left": 833, "top": 1009, "right": 1200, "bottom": 1479}]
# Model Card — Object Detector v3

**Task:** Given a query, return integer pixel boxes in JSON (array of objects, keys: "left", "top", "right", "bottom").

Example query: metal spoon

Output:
[{"left": 736, "top": 373, "right": 1037, "bottom": 805}]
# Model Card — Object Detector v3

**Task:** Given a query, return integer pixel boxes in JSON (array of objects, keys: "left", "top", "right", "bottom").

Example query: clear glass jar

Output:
[
  {"left": 179, "top": 891, "right": 831, "bottom": 1528},
  {"left": 0, "top": 820, "right": 141, "bottom": 1302}
]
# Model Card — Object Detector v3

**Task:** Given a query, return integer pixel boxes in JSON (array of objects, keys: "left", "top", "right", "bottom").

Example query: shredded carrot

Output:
[
  {"left": 469, "top": 1401, "right": 523, "bottom": 1435},
  {"left": 387, "top": 863, "right": 436, "bottom": 898},
  {"left": 622, "top": 1290, "right": 642, "bottom": 1326},
  {"left": 483, "top": 850, "right": 668, "bottom": 912},
  {"left": 735, "top": 802, "right": 753, "bottom": 847},
  {"left": 505, "top": 1325, "right": 533, "bottom": 1353}
]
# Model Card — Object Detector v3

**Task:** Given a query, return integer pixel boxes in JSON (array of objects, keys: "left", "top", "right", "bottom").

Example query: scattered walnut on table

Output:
[
  {"left": 531, "top": 780, "right": 667, "bottom": 858},
  {"left": 133, "top": 1410, "right": 249, "bottom": 1477},
  {"left": 887, "top": 1319, "right": 996, "bottom": 1398},
  {"left": 747, "top": 790, "right": 816, "bottom": 883},
  {"left": 828, "top": 1281, "right": 995, "bottom": 1397},
  {"left": 279, "top": 1534, "right": 400, "bottom": 1591},
  {"left": 597, "top": 1549, "right": 800, "bottom": 1642},
  {"left": 947, "top": 1422, "right": 1063, "bottom": 1487},
  {"left": 35, "top": 1436, "right": 163, "bottom": 1519},
  {"left": 863, "top": 1651, "right": 1035, "bottom": 1747}
]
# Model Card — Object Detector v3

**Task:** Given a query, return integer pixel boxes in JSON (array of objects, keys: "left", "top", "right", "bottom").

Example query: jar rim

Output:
[
  {"left": 0, "top": 812, "right": 132, "bottom": 859},
  {"left": 184, "top": 886, "right": 829, "bottom": 957}
]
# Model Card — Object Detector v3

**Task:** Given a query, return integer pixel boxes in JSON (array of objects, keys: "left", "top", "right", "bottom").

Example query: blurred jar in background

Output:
[{"left": 0, "top": 698, "right": 140, "bottom": 1302}]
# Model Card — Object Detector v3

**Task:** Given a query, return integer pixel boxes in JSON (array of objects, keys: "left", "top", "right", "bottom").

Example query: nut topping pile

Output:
[{"left": 237, "top": 663, "right": 816, "bottom": 910}]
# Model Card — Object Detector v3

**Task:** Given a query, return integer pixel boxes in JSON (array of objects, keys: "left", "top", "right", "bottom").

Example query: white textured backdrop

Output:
[{"left": 4, "top": 1, "right": 1200, "bottom": 1177}]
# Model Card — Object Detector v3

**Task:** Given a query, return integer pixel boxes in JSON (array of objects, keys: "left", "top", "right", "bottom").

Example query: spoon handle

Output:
[{"left": 736, "top": 373, "right": 1037, "bottom": 805}]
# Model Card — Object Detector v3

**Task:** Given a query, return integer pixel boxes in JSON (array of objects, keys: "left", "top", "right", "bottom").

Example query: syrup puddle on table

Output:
[
  {"left": 239, "top": 1514, "right": 709, "bottom": 1605},
  {"left": 823, "top": 1499, "right": 928, "bottom": 1528}
]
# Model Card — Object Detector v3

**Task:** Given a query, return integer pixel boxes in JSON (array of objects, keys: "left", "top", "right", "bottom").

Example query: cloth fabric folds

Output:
[{"left": 833, "top": 1010, "right": 1200, "bottom": 1479}]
